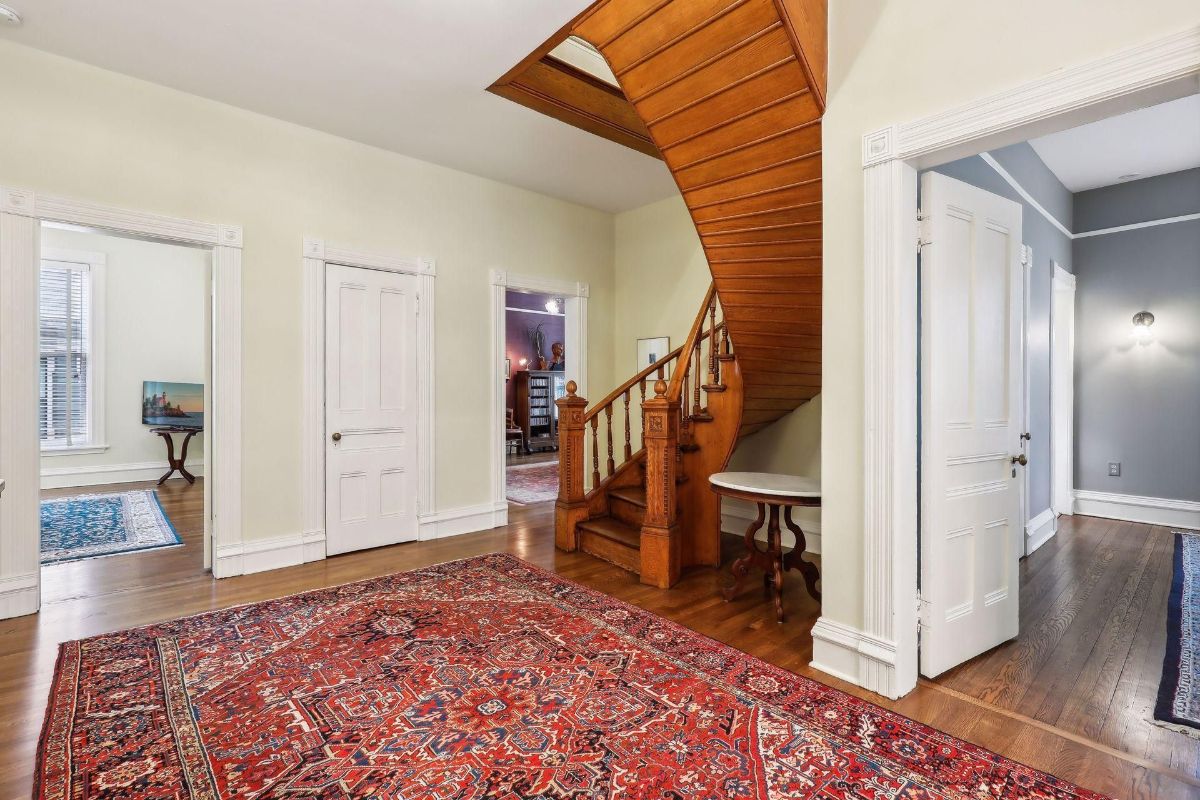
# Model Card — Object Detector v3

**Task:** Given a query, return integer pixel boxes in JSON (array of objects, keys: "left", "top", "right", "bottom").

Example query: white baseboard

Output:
[
  {"left": 1025, "top": 507, "right": 1057, "bottom": 555},
  {"left": 720, "top": 498, "right": 821, "bottom": 554},
  {"left": 213, "top": 502, "right": 508, "bottom": 579},
  {"left": 419, "top": 502, "right": 508, "bottom": 540},
  {"left": 1074, "top": 490, "right": 1200, "bottom": 529},
  {"left": 810, "top": 616, "right": 903, "bottom": 698},
  {"left": 0, "top": 572, "right": 39, "bottom": 619},
  {"left": 41, "top": 460, "right": 206, "bottom": 490}
]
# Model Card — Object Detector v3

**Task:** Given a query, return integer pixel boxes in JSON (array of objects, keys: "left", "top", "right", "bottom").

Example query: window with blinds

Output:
[{"left": 39, "top": 260, "right": 93, "bottom": 447}]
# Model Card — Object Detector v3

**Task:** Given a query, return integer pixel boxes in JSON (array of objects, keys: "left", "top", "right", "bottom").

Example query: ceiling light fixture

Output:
[
  {"left": 0, "top": 3, "right": 21, "bottom": 25},
  {"left": 545, "top": 298, "right": 561, "bottom": 314},
  {"left": 1132, "top": 310, "right": 1155, "bottom": 340}
]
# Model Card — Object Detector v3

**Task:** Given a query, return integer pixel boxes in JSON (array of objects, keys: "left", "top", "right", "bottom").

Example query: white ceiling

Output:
[
  {"left": 1029, "top": 93, "right": 1200, "bottom": 192},
  {"left": 0, "top": 0, "right": 678, "bottom": 213}
]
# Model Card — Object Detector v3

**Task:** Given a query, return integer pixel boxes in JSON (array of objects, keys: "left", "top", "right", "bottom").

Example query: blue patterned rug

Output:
[
  {"left": 40, "top": 489, "right": 182, "bottom": 565},
  {"left": 1157, "top": 529, "right": 1200, "bottom": 738}
]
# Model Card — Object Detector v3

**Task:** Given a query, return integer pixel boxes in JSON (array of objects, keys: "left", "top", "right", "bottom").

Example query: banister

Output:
[
  {"left": 581, "top": 290, "right": 720, "bottom": 424},
  {"left": 667, "top": 283, "right": 718, "bottom": 402}
]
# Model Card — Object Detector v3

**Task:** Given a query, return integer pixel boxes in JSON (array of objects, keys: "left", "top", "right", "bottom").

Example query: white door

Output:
[
  {"left": 325, "top": 263, "right": 419, "bottom": 555},
  {"left": 920, "top": 172, "right": 1025, "bottom": 678}
]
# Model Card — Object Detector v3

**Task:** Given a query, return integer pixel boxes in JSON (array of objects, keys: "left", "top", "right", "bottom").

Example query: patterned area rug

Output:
[
  {"left": 37, "top": 553, "right": 1108, "bottom": 799},
  {"left": 506, "top": 461, "right": 558, "bottom": 504},
  {"left": 40, "top": 489, "right": 181, "bottom": 565},
  {"left": 1156, "top": 529, "right": 1200, "bottom": 737}
]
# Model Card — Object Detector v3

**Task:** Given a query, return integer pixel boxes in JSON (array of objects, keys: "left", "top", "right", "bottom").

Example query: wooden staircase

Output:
[
  {"left": 557, "top": 286, "right": 742, "bottom": 587},
  {"left": 547, "top": 0, "right": 826, "bottom": 587},
  {"left": 572, "top": 0, "right": 826, "bottom": 436}
]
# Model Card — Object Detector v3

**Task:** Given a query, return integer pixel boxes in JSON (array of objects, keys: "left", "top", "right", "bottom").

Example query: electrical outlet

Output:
[{"left": 1108, "top": 462, "right": 1121, "bottom": 477}]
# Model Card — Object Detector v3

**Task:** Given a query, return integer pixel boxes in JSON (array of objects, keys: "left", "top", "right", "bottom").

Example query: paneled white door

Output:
[
  {"left": 325, "top": 264, "right": 418, "bottom": 556},
  {"left": 920, "top": 172, "right": 1025, "bottom": 677}
]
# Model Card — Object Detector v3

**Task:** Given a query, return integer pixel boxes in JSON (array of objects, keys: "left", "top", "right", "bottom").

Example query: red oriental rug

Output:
[
  {"left": 37, "top": 554, "right": 1107, "bottom": 799},
  {"left": 505, "top": 461, "right": 559, "bottom": 505}
]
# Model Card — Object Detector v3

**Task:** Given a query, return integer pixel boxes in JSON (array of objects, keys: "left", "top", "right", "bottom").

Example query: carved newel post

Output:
[
  {"left": 555, "top": 380, "right": 588, "bottom": 552},
  {"left": 640, "top": 380, "right": 681, "bottom": 588}
]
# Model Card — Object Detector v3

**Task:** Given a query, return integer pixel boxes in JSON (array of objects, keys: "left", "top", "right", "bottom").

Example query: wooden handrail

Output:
[
  {"left": 581, "top": 287, "right": 719, "bottom": 424},
  {"left": 667, "top": 283, "right": 717, "bottom": 401}
]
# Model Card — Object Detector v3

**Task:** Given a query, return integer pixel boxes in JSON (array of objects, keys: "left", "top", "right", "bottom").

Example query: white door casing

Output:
[
  {"left": 919, "top": 172, "right": 1024, "bottom": 678},
  {"left": 1050, "top": 263, "right": 1076, "bottom": 516},
  {"left": 325, "top": 264, "right": 419, "bottom": 555}
]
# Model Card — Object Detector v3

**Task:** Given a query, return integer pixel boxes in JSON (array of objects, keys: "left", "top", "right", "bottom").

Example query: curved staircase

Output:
[
  {"left": 551, "top": 0, "right": 826, "bottom": 586},
  {"left": 574, "top": 0, "right": 826, "bottom": 436}
]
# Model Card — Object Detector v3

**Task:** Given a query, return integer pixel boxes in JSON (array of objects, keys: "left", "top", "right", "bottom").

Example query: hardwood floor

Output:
[
  {"left": 934, "top": 514, "right": 1199, "bottom": 782},
  {"left": 38, "top": 478, "right": 206, "bottom": 604},
  {"left": 505, "top": 449, "right": 558, "bottom": 467},
  {"left": 2, "top": 496, "right": 1196, "bottom": 797}
]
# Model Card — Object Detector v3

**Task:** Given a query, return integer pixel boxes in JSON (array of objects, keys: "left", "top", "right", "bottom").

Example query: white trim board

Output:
[
  {"left": 1025, "top": 508, "right": 1058, "bottom": 555},
  {"left": 213, "top": 501, "right": 507, "bottom": 577},
  {"left": 1074, "top": 490, "right": 1200, "bottom": 529},
  {"left": 857, "top": 25, "right": 1200, "bottom": 700},
  {"left": 40, "top": 460, "right": 206, "bottom": 490},
  {"left": 489, "top": 269, "right": 589, "bottom": 522},
  {"left": 0, "top": 186, "right": 242, "bottom": 617},
  {"left": 300, "top": 237, "right": 436, "bottom": 563},
  {"left": 980, "top": 154, "right": 1200, "bottom": 239}
]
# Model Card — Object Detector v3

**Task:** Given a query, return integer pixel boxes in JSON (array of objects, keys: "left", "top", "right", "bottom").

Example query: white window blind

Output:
[{"left": 39, "top": 260, "right": 92, "bottom": 447}]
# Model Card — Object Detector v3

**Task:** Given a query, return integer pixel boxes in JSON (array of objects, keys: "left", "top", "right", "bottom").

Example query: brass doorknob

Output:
[
  {"left": 1011, "top": 453, "right": 1027, "bottom": 466},
  {"left": 331, "top": 432, "right": 342, "bottom": 442}
]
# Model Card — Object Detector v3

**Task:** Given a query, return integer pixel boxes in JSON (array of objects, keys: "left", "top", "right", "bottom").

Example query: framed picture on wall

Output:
[
  {"left": 505, "top": 358, "right": 511, "bottom": 379},
  {"left": 636, "top": 336, "right": 671, "bottom": 378}
]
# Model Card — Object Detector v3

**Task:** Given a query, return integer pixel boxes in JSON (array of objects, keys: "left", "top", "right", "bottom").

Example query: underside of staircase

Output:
[{"left": 496, "top": 0, "right": 826, "bottom": 587}]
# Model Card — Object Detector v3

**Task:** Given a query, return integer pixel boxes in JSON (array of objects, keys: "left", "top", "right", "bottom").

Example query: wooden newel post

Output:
[
  {"left": 555, "top": 380, "right": 589, "bottom": 552},
  {"left": 639, "top": 380, "right": 681, "bottom": 588}
]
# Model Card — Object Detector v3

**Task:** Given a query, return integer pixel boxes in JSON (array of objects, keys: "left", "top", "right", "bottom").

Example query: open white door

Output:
[
  {"left": 920, "top": 172, "right": 1024, "bottom": 678},
  {"left": 325, "top": 263, "right": 419, "bottom": 555}
]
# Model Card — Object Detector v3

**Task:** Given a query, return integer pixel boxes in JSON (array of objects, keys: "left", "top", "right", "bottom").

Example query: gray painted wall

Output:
[
  {"left": 1072, "top": 170, "right": 1200, "bottom": 500},
  {"left": 1075, "top": 167, "right": 1200, "bottom": 231},
  {"left": 927, "top": 142, "right": 1074, "bottom": 518}
]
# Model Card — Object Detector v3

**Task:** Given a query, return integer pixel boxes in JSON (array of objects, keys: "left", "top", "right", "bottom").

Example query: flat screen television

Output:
[{"left": 142, "top": 381, "right": 204, "bottom": 429}]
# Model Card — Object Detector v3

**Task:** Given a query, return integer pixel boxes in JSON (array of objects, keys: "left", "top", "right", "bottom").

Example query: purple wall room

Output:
[{"left": 505, "top": 289, "right": 566, "bottom": 410}]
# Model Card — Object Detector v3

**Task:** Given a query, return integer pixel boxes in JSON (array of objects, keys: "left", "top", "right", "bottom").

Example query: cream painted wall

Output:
[
  {"left": 612, "top": 195, "right": 710, "bottom": 380},
  {"left": 821, "top": 2, "right": 1200, "bottom": 632},
  {"left": 39, "top": 227, "right": 210, "bottom": 482},
  {"left": 613, "top": 194, "right": 821, "bottom": 477},
  {"left": 0, "top": 41, "right": 615, "bottom": 542}
]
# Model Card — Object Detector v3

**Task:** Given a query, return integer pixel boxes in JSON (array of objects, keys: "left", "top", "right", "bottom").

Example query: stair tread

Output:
[
  {"left": 577, "top": 516, "right": 641, "bottom": 549},
  {"left": 608, "top": 486, "right": 647, "bottom": 507}
]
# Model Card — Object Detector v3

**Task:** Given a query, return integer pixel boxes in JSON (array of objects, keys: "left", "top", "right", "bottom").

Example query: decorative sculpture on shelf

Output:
[
  {"left": 529, "top": 323, "right": 547, "bottom": 369},
  {"left": 549, "top": 341, "right": 565, "bottom": 371}
]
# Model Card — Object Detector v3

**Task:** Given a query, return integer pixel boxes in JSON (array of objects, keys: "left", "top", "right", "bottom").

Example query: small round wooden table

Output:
[
  {"left": 709, "top": 472, "right": 821, "bottom": 623},
  {"left": 151, "top": 426, "right": 202, "bottom": 486}
]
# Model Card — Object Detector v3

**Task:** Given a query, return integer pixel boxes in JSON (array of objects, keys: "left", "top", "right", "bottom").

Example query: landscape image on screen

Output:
[{"left": 142, "top": 381, "right": 204, "bottom": 429}]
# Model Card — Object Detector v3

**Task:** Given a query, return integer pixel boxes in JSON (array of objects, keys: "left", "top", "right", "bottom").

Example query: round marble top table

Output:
[{"left": 708, "top": 471, "right": 821, "bottom": 623}]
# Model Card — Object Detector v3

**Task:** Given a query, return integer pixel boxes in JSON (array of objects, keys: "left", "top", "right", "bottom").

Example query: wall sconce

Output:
[
  {"left": 518, "top": 357, "right": 529, "bottom": 368},
  {"left": 1132, "top": 310, "right": 1155, "bottom": 340},
  {"left": 545, "top": 298, "right": 562, "bottom": 314}
]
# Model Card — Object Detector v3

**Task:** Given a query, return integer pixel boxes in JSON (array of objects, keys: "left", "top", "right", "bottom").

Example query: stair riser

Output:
[
  {"left": 579, "top": 531, "right": 641, "bottom": 574},
  {"left": 609, "top": 497, "right": 646, "bottom": 528}
]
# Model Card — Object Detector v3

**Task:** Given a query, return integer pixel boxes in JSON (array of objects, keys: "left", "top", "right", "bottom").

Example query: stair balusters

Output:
[{"left": 623, "top": 390, "right": 632, "bottom": 462}]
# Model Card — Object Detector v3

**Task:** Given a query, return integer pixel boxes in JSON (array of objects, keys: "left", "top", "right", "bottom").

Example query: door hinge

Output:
[
  {"left": 917, "top": 210, "right": 932, "bottom": 252},
  {"left": 916, "top": 591, "right": 926, "bottom": 635}
]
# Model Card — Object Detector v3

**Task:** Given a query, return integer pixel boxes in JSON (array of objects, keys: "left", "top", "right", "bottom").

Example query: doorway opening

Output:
[
  {"left": 37, "top": 223, "right": 211, "bottom": 603},
  {"left": 504, "top": 289, "right": 566, "bottom": 506},
  {"left": 917, "top": 90, "right": 1200, "bottom": 769}
]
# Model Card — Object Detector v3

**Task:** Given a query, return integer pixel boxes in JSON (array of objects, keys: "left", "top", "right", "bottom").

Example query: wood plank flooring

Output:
[
  {"left": 935, "top": 514, "right": 1199, "bottom": 782},
  {"left": 2, "top": 491, "right": 1196, "bottom": 797}
]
